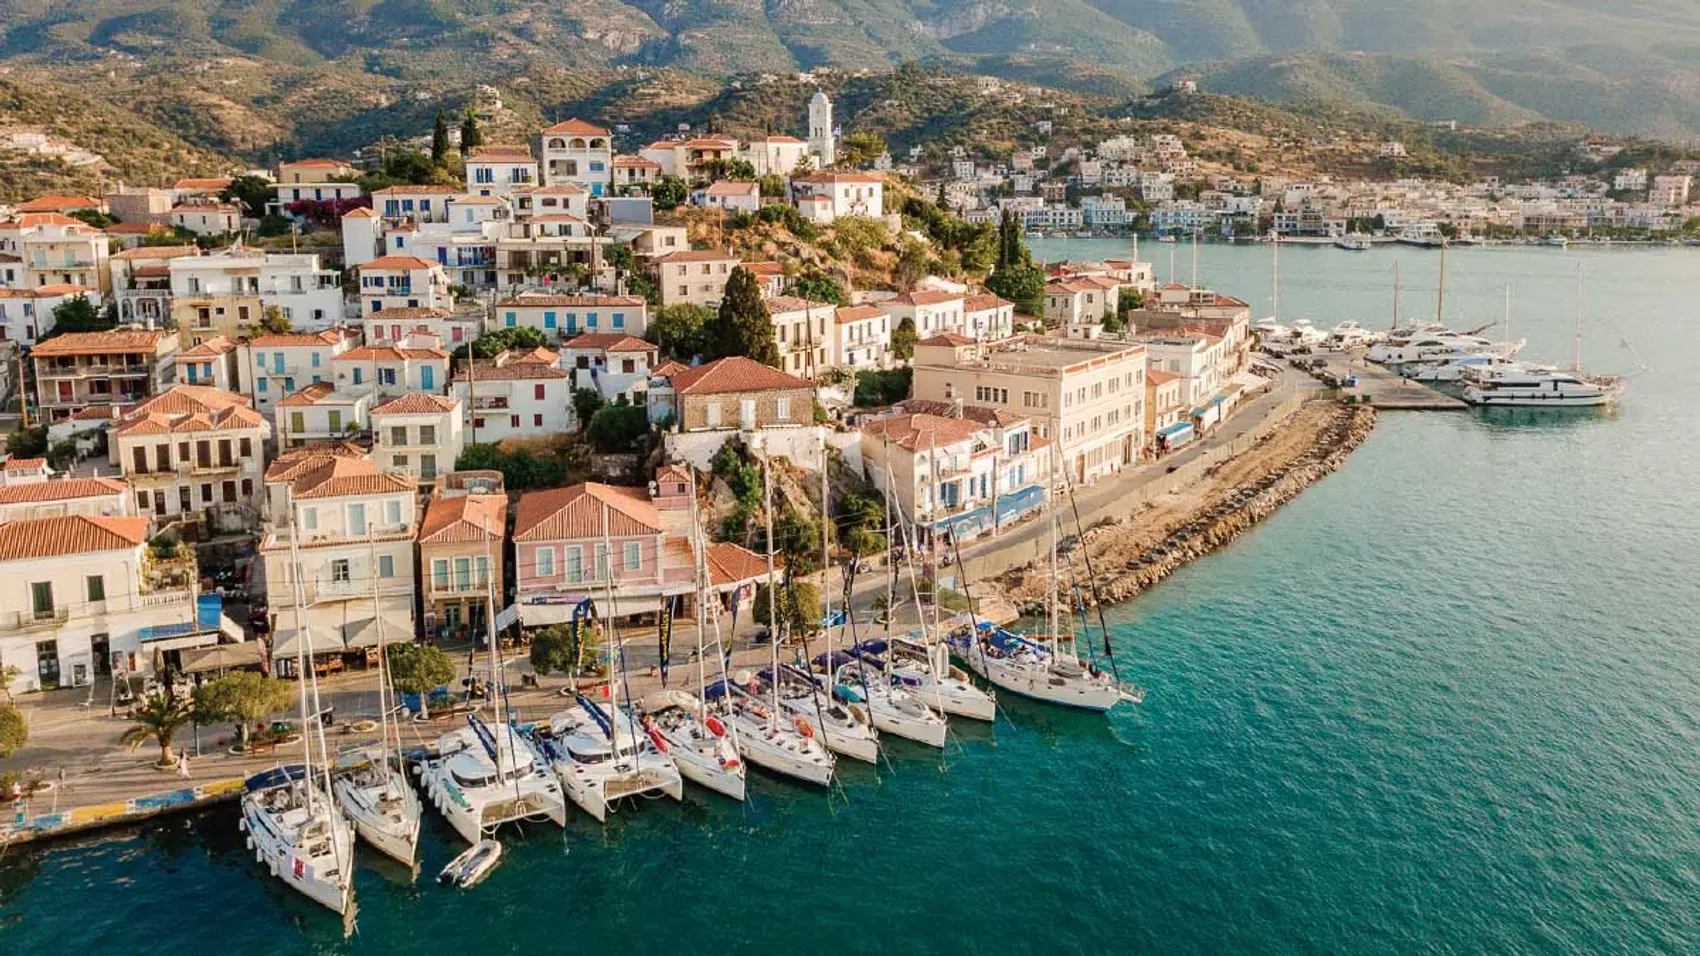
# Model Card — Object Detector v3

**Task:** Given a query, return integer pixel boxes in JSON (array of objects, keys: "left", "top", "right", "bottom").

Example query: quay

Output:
[{"left": 1309, "top": 353, "right": 1467, "bottom": 410}]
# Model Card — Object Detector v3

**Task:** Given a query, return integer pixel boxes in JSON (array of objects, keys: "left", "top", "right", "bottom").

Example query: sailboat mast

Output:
[
  {"left": 1574, "top": 263, "right": 1584, "bottom": 372},
  {"left": 286, "top": 514, "right": 316, "bottom": 814},
  {"left": 882, "top": 435, "right": 895, "bottom": 678},
  {"left": 762, "top": 449, "right": 778, "bottom": 716},
  {"left": 1392, "top": 261, "right": 1401, "bottom": 331},
  {"left": 1435, "top": 243, "right": 1447, "bottom": 325},
  {"left": 688, "top": 467, "right": 708, "bottom": 717},
  {"left": 366, "top": 529, "right": 392, "bottom": 771},
  {"left": 1047, "top": 415, "right": 1059, "bottom": 655},
  {"left": 1503, "top": 284, "right": 1512, "bottom": 348},
  {"left": 820, "top": 436, "right": 832, "bottom": 676},
  {"left": 598, "top": 501, "right": 622, "bottom": 735},
  {"left": 1271, "top": 229, "right": 1279, "bottom": 325}
]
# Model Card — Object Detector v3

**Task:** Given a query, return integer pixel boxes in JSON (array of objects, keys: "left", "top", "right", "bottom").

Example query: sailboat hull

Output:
[
  {"left": 333, "top": 772, "right": 420, "bottom": 866},
  {"left": 240, "top": 779, "right": 355, "bottom": 915},
  {"left": 958, "top": 649, "right": 1124, "bottom": 712}
]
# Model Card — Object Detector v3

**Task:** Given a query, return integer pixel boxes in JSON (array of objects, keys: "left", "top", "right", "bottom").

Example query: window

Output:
[
  {"left": 534, "top": 384, "right": 546, "bottom": 401},
  {"left": 378, "top": 555, "right": 395, "bottom": 578},
  {"left": 386, "top": 500, "right": 402, "bottom": 525},
  {"left": 290, "top": 411, "right": 305, "bottom": 434},
  {"left": 421, "top": 454, "right": 437, "bottom": 480},
  {"left": 30, "top": 581, "right": 53, "bottom": 617},
  {"left": 534, "top": 414, "right": 543, "bottom": 427},
  {"left": 393, "top": 454, "right": 409, "bottom": 468},
  {"left": 433, "top": 559, "right": 451, "bottom": 590},
  {"left": 302, "top": 506, "right": 318, "bottom": 530},
  {"left": 391, "top": 426, "right": 408, "bottom": 446},
  {"left": 419, "top": 425, "right": 436, "bottom": 444},
  {"left": 537, "top": 547, "right": 556, "bottom": 577},
  {"left": 348, "top": 502, "right": 366, "bottom": 534},
  {"left": 87, "top": 575, "right": 105, "bottom": 603},
  {"left": 327, "top": 410, "right": 342, "bottom": 432},
  {"left": 201, "top": 483, "right": 213, "bottom": 504},
  {"left": 777, "top": 398, "right": 791, "bottom": 420},
  {"left": 331, "top": 559, "right": 351, "bottom": 583},
  {"left": 476, "top": 555, "right": 490, "bottom": 585},
  {"left": 511, "top": 414, "right": 520, "bottom": 428},
  {"left": 504, "top": 311, "right": 517, "bottom": 327},
  {"left": 455, "top": 557, "right": 472, "bottom": 589},
  {"left": 624, "top": 541, "right": 641, "bottom": 570}
]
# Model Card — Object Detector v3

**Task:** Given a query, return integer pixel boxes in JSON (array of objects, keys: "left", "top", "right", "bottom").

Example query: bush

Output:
[
  {"left": 753, "top": 581, "right": 823, "bottom": 640},
  {"left": 456, "top": 443, "right": 569, "bottom": 490},
  {"left": 0, "top": 704, "right": 25, "bottom": 759},
  {"left": 584, "top": 404, "right": 649, "bottom": 453},
  {"left": 853, "top": 368, "right": 912, "bottom": 407},
  {"left": 6, "top": 426, "right": 47, "bottom": 459}
]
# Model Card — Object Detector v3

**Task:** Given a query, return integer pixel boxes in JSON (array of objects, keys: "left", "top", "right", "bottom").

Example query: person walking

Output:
[{"left": 176, "top": 752, "right": 191, "bottom": 779}]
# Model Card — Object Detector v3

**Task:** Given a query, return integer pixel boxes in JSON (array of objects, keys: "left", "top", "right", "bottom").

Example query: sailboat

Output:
[
  {"left": 331, "top": 533, "right": 421, "bottom": 867},
  {"left": 701, "top": 446, "right": 835, "bottom": 786},
  {"left": 416, "top": 529, "right": 566, "bottom": 846},
  {"left": 240, "top": 522, "right": 356, "bottom": 915},
  {"left": 641, "top": 469, "right": 745, "bottom": 801},
  {"left": 946, "top": 429, "right": 1137, "bottom": 712}
]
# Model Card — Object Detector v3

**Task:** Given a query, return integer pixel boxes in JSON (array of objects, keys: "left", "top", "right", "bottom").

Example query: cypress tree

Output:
[
  {"left": 460, "top": 111, "right": 483, "bottom": 155},
  {"left": 713, "top": 267, "right": 782, "bottom": 368},
  {"left": 431, "top": 110, "right": 450, "bottom": 165}
]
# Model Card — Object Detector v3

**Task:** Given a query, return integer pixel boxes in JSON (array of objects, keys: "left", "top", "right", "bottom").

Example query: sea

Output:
[{"left": 5, "top": 241, "right": 1700, "bottom": 954}]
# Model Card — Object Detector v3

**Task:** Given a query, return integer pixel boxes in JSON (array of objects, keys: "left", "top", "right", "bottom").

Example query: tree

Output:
[
  {"left": 431, "top": 110, "right": 451, "bottom": 166},
  {"left": 586, "top": 404, "right": 650, "bottom": 452},
  {"left": 531, "top": 622, "right": 601, "bottom": 678},
  {"left": 193, "top": 672, "right": 293, "bottom": 751},
  {"left": 459, "top": 111, "right": 483, "bottom": 155},
  {"left": 7, "top": 426, "right": 47, "bottom": 459},
  {"left": 456, "top": 325, "right": 549, "bottom": 363},
  {"left": 838, "top": 131, "right": 886, "bottom": 168},
  {"left": 853, "top": 368, "right": 912, "bottom": 406},
  {"left": 652, "top": 175, "right": 687, "bottom": 210},
  {"left": 388, "top": 644, "right": 457, "bottom": 719},
  {"left": 50, "top": 294, "right": 113, "bottom": 336},
  {"left": 646, "top": 303, "right": 714, "bottom": 361},
  {"left": 710, "top": 267, "right": 781, "bottom": 367},
  {"left": 789, "top": 271, "right": 847, "bottom": 306},
  {"left": 0, "top": 703, "right": 24, "bottom": 758},
  {"left": 120, "top": 692, "right": 194, "bottom": 767},
  {"left": 757, "top": 174, "right": 787, "bottom": 198},
  {"left": 571, "top": 387, "right": 607, "bottom": 428},
  {"left": 890, "top": 316, "right": 919, "bottom": 361},
  {"left": 0, "top": 664, "right": 19, "bottom": 702},
  {"left": 257, "top": 305, "right": 291, "bottom": 335},
  {"left": 222, "top": 174, "right": 275, "bottom": 219},
  {"left": 70, "top": 208, "right": 117, "bottom": 229},
  {"left": 752, "top": 580, "right": 823, "bottom": 641}
]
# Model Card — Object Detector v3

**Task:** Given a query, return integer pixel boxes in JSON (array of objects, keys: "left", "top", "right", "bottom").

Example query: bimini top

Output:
[{"left": 245, "top": 764, "right": 310, "bottom": 793}]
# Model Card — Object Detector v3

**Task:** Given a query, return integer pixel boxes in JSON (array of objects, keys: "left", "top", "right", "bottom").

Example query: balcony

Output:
[
  {"left": 429, "top": 575, "right": 494, "bottom": 599},
  {"left": 1, "top": 607, "right": 70, "bottom": 631},
  {"left": 141, "top": 589, "right": 194, "bottom": 609},
  {"left": 471, "top": 396, "right": 510, "bottom": 411}
]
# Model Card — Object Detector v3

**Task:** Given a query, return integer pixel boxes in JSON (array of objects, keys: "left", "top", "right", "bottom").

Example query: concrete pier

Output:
[{"left": 1311, "top": 354, "right": 1466, "bottom": 410}]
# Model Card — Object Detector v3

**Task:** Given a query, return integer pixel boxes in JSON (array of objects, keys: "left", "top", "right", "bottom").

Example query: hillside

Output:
[{"left": 2, "top": 1, "right": 1700, "bottom": 138}]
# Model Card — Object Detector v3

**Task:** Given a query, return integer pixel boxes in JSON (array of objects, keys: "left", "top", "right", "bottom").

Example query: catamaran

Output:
[
  {"left": 536, "top": 695, "right": 683, "bottom": 821},
  {"left": 639, "top": 470, "right": 746, "bottom": 801},
  {"left": 331, "top": 533, "right": 420, "bottom": 867},
  {"left": 240, "top": 523, "right": 355, "bottom": 916},
  {"left": 416, "top": 526, "right": 567, "bottom": 846}
]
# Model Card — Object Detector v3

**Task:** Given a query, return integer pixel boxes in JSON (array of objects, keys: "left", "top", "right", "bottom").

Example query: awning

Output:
[
  {"left": 1156, "top": 421, "right": 1195, "bottom": 440},
  {"left": 271, "top": 596, "right": 414, "bottom": 656},
  {"left": 180, "top": 641, "right": 264, "bottom": 673},
  {"left": 137, "top": 622, "right": 222, "bottom": 652},
  {"left": 518, "top": 591, "right": 667, "bottom": 626},
  {"left": 342, "top": 612, "right": 417, "bottom": 649}
]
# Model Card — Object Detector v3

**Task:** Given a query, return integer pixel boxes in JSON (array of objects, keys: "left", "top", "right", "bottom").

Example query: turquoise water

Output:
[{"left": 6, "top": 244, "right": 1700, "bottom": 953}]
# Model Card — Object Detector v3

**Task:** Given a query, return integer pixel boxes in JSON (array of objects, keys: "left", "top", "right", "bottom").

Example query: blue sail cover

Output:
[
  {"left": 468, "top": 714, "right": 500, "bottom": 762},
  {"left": 577, "top": 695, "right": 615, "bottom": 739},
  {"left": 244, "top": 764, "right": 309, "bottom": 793}
]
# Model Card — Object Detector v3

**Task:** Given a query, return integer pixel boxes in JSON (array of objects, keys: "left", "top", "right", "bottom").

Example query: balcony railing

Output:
[
  {"left": 3, "top": 607, "right": 71, "bottom": 631},
  {"left": 429, "top": 576, "right": 493, "bottom": 598},
  {"left": 141, "top": 589, "right": 193, "bottom": 608}
]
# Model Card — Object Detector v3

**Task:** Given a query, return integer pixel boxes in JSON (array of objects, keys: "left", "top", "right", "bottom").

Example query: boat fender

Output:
[
  {"left": 647, "top": 728, "right": 669, "bottom": 753},
  {"left": 793, "top": 715, "right": 815, "bottom": 739},
  {"left": 848, "top": 704, "right": 868, "bottom": 725},
  {"left": 705, "top": 715, "right": 727, "bottom": 737}
]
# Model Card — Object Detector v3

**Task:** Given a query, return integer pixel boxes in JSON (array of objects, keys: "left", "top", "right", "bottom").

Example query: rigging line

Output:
[{"left": 1055, "top": 447, "right": 1127, "bottom": 686}]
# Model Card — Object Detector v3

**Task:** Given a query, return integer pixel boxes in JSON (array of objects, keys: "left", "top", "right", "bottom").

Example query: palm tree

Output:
[{"left": 121, "top": 692, "right": 194, "bottom": 768}]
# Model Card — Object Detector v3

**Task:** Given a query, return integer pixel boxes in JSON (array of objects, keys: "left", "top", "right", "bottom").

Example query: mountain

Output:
[{"left": 1, "top": 0, "right": 1699, "bottom": 150}]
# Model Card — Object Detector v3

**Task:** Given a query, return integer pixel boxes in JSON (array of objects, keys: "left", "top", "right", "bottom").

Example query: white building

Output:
[
  {"left": 465, "top": 145, "right": 539, "bottom": 197},
  {"left": 0, "top": 477, "right": 129, "bottom": 524},
  {"left": 694, "top": 181, "right": 762, "bottom": 213},
  {"left": 790, "top": 173, "right": 883, "bottom": 224},
  {"left": 241, "top": 328, "right": 359, "bottom": 415},
  {"left": 808, "top": 90, "right": 836, "bottom": 168},
  {"left": 743, "top": 135, "right": 810, "bottom": 176},
  {"left": 275, "top": 382, "right": 373, "bottom": 447},
  {"left": 355, "top": 255, "right": 454, "bottom": 315},
  {"left": 111, "top": 385, "right": 270, "bottom": 530},
  {"left": 833, "top": 305, "right": 890, "bottom": 370},
  {"left": 496, "top": 293, "right": 649, "bottom": 340},
  {"left": 0, "top": 286, "right": 88, "bottom": 345},
  {"left": 860, "top": 409, "right": 1048, "bottom": 544},
  {"left": 363, "top": 306, "right": 483, "bottom": 350},
  {"left": 560, "top": 333, "right": 660, "bottom": 404},
  {"left": 331, "top": 340, "right": 450, "bottom": 400},
  {"left": 539, "top": 119, "right": 613, "bottom": 196},
  {"left": 450, "top": 350, "right": 574, "bottom": 441},
  {"left": 169, "top": 202, "right": 242, "bottom": 237},
  {"left": 168, "top": 249, "right": 342, "bottom": 330},
  {"left": 883, "top": 291, "right": 965, "bottom": 339},
  {"left": 369, "top": 392, "right": 464, "bottom": 486}
]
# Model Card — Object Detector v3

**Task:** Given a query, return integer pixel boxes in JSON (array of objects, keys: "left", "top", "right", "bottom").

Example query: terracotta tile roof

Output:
[
  {"left": 280, "top": 158, "right": 353, "bottom": 169},
  {"left": 276, "top": 382, "right": 339, "bottom": 406},
  {"left": 652, "top": 360, "right": 689, "bottom": 378},
  {"left": 706, "top": 542, "right": 771, "bottom": 586},
  {"left": 370, "top": 185, "right": 461, "bottom": 196},
  {"left": 469, "top": 145, "right": 535, "bottom": 162},
  {"left": 896, "top": 398, "right": 1026, "bottom": 428},
  {"left": 172, "top": 202, "right": 240, "bottom": 215},
  {"left": 611, "top": 156, "right": 662, "bottom": 168},
  {"left": 370, "top": 392, "right": 460, "bottom": 416},
  {"left": 2, "top": 457, "right": 47, "bottom": 472},
  {"left": 888, "top": 291, "right": 961, "bottom": 306},
  {"left": 518, "top": 184, "right": 588, "bottom": 195},
  {"left": 360, "top": 255, "right": 437, "bottom": 271},
  {"left": 31, "top": 330, "right": 168, "bottom": 356},
  {"left": 654, "top": 463, "right": 692, "bottom": 486},
  {"left": 917, "top": 332, "right": 973, "bottom": 347},
  {"left": 342, "top": 207, "right": 377, "bottom": 219},
  {"left": 513, "top": 483, "right": 661, "bottom": 541},
  {"left": 704, "top": 181, "right": 759, "bottom": 197},
  {"left": 0, "top": 515, "right": 150, "bottom": 561},
  {"left": 289, "top": 456, "right": 415, "bottom": 499},
  {"left": 10, "top": 212, "right": 89, "bottom": 229},
  {"left": 16, "top": 195, "right": 101, "bottom": 212},
  {"left": 743, "top": 261, "right": 783, "bottom": 276},
  {"left": 130, "top": 265, "right": 170, "bottom": 279},
  {"left": 173, "top": 177, "right": 232, "bottom": 191},
  {"left": 860, "top": 412, "right": 985, "bottom": 452},
  {"left": 562, "top": 333, "right": 652, "bottom": 353},
  {"left": 792, "top": 172, "right": 884, "bottom": 185},
  {"left": 748, "top": 135, "right": 806, "bottom": 144},
  {"left": 418, "top": 493, "right": 506, "bottom": 544},
  {"left": 179, "top": 337, "right": 239, "bottom": 357},
  {"left": 497, "top": 294, "right": 645, "bottom": 308},
  {"left": 114, "top": 385, "right": 264, "bottom": 436},
  {"left": 338, "top": 345, "right": 450, "bottom": 361},
  {"left": 528, "top": 213, "right": 585, "bottom": 223},
  {"left": 248, "top": 329, "right": 346, "bottom": 348},
  {"left": 263, "top": 442, "right": 367, "bottom": 482},
  {"left": 453, "top": 196, "right": 504, "bottom": 205},
  {"left": 453, "top": 359, "right": 567, "bottom": 382},
  {"left": 505, "top": 347, "right": 560, "bottom": 365},
  {"left": 664, "top": 356, "right": 811, "bottom": 396},
  {"left": 0, "top": 477, "right": 126, "bottom": 504},
  {"left": 653, "top": 249, "right": 738, "bottom": 263},
  {"left": 963, "top": 293, "right": 1012, "bottom": 312},
  {"left": 1146, "top": 370, "right": 1179, "bottom": 385},
  {"left": 105, "top": 223, "right": 175, "bottom": 235},
  {"left": 367, "top": 307, "right": 452, "bottom": 320},
  {"left": 765, "top": 296, "right": 833, "bottom": 315},
  {"left": 835, "top": 305, "right": 886, "bottom": 324},
  {"left": 541, "top": 119, "right": 610, "bottom": 136},
  {"left": 0, "top": 286, "right": 92, "bottom": 299}
]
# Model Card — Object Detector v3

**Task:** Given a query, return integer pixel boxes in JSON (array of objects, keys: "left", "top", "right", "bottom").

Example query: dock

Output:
[{"left": 1309, "top": 354, "right": 1466, "bottom": 410}]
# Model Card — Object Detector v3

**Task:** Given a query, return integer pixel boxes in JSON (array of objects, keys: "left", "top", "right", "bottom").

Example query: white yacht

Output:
[
  {"left": 640, "top": 689, "right": 746, "bottom": 801},
  {"left": 819, "top": 652, "right": 948, "bottom": 748},
  {"left": 1323, "top": 321, "right": 1382, "bottom": 350},
  {"left": 1367, "top": 333, "right": 1523, "bottom": 365},
  {"left": 854, "top": 636, "right": 997, "bottom": 722},
  {"left": 1399, "top": 353, "right": 1525, "bottom": 382},
  {"left": 1334, "top": 234, "right": 1371, "bottom": 251},
  {"left": 416, "top": 717, "right": 568, "bottom": 846},
  {"left": 948, "top": 625, "right": 1130, "bottom": 713},
  {"left": 240, "top": 765, "right": 356, "bottom": 915},
  {"left": 535, "top": 696, "right": 683, "bottom": 822},
  {"left": 1459, "top": 365, "right": 1622, "bottom": 407},
  {"left": 331, "top": 750, "right": 419, "bottom": 866},
  {"left": 757, "top": 664, "right": 881, "bottom": 764},
  {"left": 702, "top": 678, "right": 835, "bottom": 787}
]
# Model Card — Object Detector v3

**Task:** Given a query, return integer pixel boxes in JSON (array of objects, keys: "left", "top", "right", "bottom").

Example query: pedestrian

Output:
[{"left": 176, "top": 752, "right": 191, "bottom": 779}]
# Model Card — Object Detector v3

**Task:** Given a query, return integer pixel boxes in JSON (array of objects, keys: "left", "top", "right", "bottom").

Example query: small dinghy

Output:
[{"left": 438, "top": 839, "right": 503, "bottom": 888}]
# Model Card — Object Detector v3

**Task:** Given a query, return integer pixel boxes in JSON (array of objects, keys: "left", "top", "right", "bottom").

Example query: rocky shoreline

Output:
[{"left": 1002, "top": 402, "right": 1378, "bottom": 614}]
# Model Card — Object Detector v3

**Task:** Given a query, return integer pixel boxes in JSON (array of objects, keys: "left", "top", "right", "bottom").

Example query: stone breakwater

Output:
[{"left": 1003, "top": 403, "right": 1378, "bottom": 613}]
